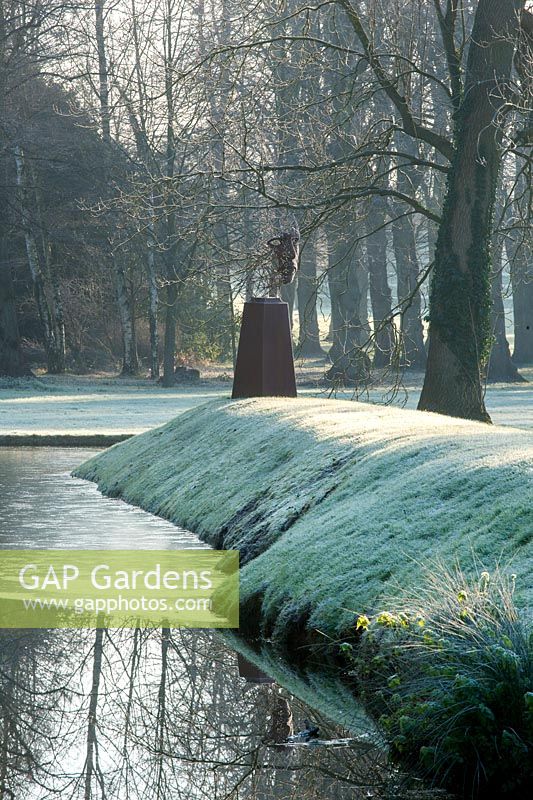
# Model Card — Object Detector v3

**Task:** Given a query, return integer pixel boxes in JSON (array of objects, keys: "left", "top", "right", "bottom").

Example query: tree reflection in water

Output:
[{"left": 0, "top": 629, "right": 444, "bottom": 800}]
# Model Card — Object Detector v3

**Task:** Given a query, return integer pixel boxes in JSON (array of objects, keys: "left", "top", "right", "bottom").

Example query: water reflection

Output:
[
  {"left": 0, "top": 449, "right": 445, "bottom": 799},
  {"left": 0, "top": 628, "right": 392, "bottom": 800}
]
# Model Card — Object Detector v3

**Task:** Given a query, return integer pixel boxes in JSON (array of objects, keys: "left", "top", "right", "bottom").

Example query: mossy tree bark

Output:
[{"left": 418, "top": 0, "right": 525, "bottom": 422}]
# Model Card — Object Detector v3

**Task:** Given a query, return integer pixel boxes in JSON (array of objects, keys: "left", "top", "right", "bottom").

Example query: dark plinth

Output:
[
  {"left": 232, "top": 297, "right": 297, "bottom": 399},
  {"left": 237, "top": 653, "right": 275, "bottom": 684}
]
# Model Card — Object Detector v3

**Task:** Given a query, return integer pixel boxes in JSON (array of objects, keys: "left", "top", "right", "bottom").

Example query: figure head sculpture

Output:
[{"left": 267, "top": 226, "right": 300, "bottom": 287}]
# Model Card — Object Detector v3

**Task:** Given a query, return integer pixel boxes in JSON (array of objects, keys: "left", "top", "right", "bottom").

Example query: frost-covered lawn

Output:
[
  {"left": 1, "top": 368, "right": 532, "bottom": 435},
  {"left": 0, "top": 376, "right": 227, "bottom": 435},
  {"left": 76, "top": 397, "right": 533, "bottom": 643}
]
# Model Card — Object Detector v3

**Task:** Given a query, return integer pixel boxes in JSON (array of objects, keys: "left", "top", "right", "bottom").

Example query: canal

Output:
[{"left": 0, "top": 447, "right": 393, "bottom": 799}]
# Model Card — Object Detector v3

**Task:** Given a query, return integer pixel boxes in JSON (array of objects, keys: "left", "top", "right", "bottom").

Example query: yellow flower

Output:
[{"left": 356, "top": 614, "right": 370, "bottom": 632}]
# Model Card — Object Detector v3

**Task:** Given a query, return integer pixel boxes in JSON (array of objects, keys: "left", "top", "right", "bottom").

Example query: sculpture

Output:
[
  {"left": 231, "top": 221, "right": 299, "bottom": 399},
  {"left": 266, "top": 225, "right": 300, "bottom": 295}
]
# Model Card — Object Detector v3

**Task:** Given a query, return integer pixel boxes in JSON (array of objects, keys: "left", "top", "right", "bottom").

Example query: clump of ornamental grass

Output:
[{"left": 341, "top": 565, "right": 532, "bottom": 799}]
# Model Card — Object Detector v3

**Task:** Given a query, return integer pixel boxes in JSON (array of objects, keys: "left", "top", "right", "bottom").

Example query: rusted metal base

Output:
[
  {"left": 232, "top": 297, "right": 297, "bottom": 399},
  {"left": 236, "top": 653, "right": 275, "bottom": 684}
]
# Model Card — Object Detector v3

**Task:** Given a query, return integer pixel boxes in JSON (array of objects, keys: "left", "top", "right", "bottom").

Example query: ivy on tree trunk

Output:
[{"left": 418, "top": 0, "right": 525, "bottom": 422}]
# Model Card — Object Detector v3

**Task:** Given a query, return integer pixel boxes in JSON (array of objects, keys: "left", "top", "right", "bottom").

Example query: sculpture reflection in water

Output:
[{"left": 0, "top": 629, "right": 408, "bottom": 800}]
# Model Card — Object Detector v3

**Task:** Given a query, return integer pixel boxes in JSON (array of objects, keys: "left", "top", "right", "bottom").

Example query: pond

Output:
[{"left": 0, "top": 448, "right": 415, "bottom": 800}]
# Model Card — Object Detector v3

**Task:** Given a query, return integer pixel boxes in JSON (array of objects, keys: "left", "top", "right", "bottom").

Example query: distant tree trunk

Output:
[
  {"left": 121, "top": 3, "right": 160, "bottom": 379},
  {"left": 419, "top": 0, "right": 524, "bottom": 422},
  {"left": 392, "top": 212, "right": 427, "bottom": 370},
  {"left": 487, "top": 208, "right": 523, "bottom": 382},
  {"left": 146, "top": 213, "right": 160, "bottom": 379},
  {"left": 509, "top": 243, "right": 533, "bottom": 363},
  {"left": 49, "top": 249, "right": 66, "bottom": 367},
  {"left": 1, "top": 147, "right": 29, "bottom": 376},
  {"left": 326, "top": 239, "right": 342, "bottom": 345},
  {"left": 162, "top": 298, "right": 177, "bottom": 385},
  {"left": 296, "top": 234, "right": 324, "bottom": 357},
  {"left": 392, "top": 142, "right": 427, "bottom": 370},
  {"left": 216, "top": 263, "right": 235, "bottom": 361},
  {"left": 365, "top": 201, "right": 393, "bottom": 366},
  {"left": 357, "top": 253, "right": 371, "bottom": 339},
  {"left": 113, "top": 253, "right": 139, "bottom": 375},
  {"left": 162, "top": 243, "right": 179, "bottom": 387},
  {"left": 14, "top": 146, "right": 65, "bottom": 374},
  {"left": 161, "top": 1, "right": 179, "bottom": 388},
  {"left": 506, "top": 162, "right": 533, "bottom": 365},
  {"left": 95, "top": 0, "right": 138, "bottom": 376},
  {"left": 0, "top": 265, "right": 31, "bottom": 377},
  {"left": 94, "top": 1, "right": 111, "bottom": 142},
  {"left": 326, "top": 231, "right": 371, "bottom": 384},
  {"left": 280, "top": 281, "right": 296, "bottom": 328},
  {"left": 487, "top": 259, "right": 524, "bottom": 381}
]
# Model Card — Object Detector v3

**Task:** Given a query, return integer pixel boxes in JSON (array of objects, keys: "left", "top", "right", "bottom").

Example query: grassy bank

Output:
[{"left": 75, "top": 397, "right": 532, "bottom": 643}]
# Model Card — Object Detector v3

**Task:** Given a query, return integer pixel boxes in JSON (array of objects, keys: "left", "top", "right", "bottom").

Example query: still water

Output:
[
  {"left": 0, "top": 448, "right": 403, "bottom": 800},
  {"left": 0, "top": 448, "right": 206, "bottom": 549}
]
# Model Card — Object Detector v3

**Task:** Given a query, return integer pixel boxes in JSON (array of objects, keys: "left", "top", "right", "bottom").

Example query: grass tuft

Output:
[{"left": 345, "top": 565, "right": 532, "bottom": 798}]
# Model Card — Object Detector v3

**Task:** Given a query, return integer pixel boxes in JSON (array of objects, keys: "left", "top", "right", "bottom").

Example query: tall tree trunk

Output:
[
  {"left": 392, "top": 211, "right": 427, "bottom": 370},
  {"left": 392, "top": 140, "right": 427, "bottom": 370},
  {"left": 419, "top": 0, "right": 524, "bottom": 422},
  {"left": 507, "top": 161, "right": 533, "bottom": 364},
  {"left": 280, "top": 281, "right": 296, "bottom": 328},
  {"left": 95, "top": 0, "right": 138, "bottom": 376},
  {"left": 365, "top": 201, "right": 393, "bottom": 367},
  {"left": 487, "top": 199, "right": 523, "bottom": 382},
  {"left": 122, "top": 2, "right": 160, "bottom": 379},
  {"left": 14, "top": 146, "right": 65, "bottom": 374},
  {"left": 94, "top": 1, "right": 111, "bottom": 142},
  {"left": 146, "top": 209, "right": 160, "bottom": 379},
  {"left": 357, "top": 251, "right": 370, "bottom": 339},
  {"left": 509, "top": 241, "right": 533, "bottom": 363},
  {"left": 160, "top": 206, "right": 178, "bottom": 389},
  {"left": 0, "top": 263, "right": 30, "bottom": 377},
  {"left": 487, "top": 258, "right": 524, "bottom": 381},
  {"left": 326, "top": 229, "right": 371, "bottom": 384},
  {"left": 1, "top": 150, "right": 30, "bottom": 376},
  {"left": 296, "top": 234, "right": 324, "bottom": 357},
  {"left": 113, "top": 253, "right": 139, "bottom": 375}
]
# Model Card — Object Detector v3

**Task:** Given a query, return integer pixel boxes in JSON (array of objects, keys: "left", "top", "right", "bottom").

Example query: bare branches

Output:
[{"left": 334, "top": 0, "right": 455, "bottom": 160}]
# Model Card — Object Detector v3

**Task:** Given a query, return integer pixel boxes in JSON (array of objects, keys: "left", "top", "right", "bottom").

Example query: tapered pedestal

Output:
[
  {"left": 232, "top": 297, "right": 297, "bottom": 399},
  {"left": 237, "top": 654, "right": 275, "bottom": 684}
]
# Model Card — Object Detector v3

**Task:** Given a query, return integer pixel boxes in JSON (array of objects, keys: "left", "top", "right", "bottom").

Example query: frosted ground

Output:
[
  {"left": 76, "top": 396, "right": 533, "bottom": 641},
  {"left": 1, "top": 364, "right": 532, "bottom": 436}
]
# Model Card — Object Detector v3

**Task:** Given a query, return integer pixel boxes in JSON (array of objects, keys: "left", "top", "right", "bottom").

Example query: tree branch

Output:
[{"left": 335, "top": 0, "right": 455, "bottom": 161}]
